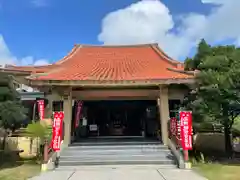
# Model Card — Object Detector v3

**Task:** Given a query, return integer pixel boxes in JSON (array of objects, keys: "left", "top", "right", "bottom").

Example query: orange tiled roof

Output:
[{"left": 5, "top": 44, "right": 193, "bottom": 82}]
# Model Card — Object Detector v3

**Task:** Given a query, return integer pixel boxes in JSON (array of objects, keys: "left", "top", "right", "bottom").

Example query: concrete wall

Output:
[{"left": 168, "top": 86, "right": 189, "bottom": 101}]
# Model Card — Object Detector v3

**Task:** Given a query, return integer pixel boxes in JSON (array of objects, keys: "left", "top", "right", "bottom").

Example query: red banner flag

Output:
[
  {"left": 74, "top": 101, "right": 83, "bottom": 128},
  {"left": 180, "top": 111, "right": 193, "bottom": 150},
  {"left": 170, "top": 117, "right": 177, "bottom": 136},
  {"left": 51, "top": 111, "right": 64, "bottom": 151},
  {"left": 37, "top": 100, "right": 44, "bottom": 120},
  {"left": 176, "top": 117, "right": 181, "bottom": 146}
]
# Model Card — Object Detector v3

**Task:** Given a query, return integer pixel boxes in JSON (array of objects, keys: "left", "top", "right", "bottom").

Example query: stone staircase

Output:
[{"left": 57, "top": 138, "right": 176, "bottom": 169}]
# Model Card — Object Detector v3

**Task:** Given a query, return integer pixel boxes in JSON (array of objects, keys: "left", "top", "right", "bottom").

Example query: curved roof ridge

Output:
[
  {"left": 55, "top": 44, "right": 82, "bottom": 64},
  {"left": 150, "top": 44, "right": 183, "bottom": 67},
  {"left": 76, "top": 43, "right": 158, "bottom": 48}
]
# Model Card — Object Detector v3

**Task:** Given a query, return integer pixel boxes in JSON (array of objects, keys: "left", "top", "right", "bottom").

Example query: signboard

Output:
[
  {"left": 180, "top": 111, "right": 193, "bottom": 150},
  {"left": 89, "top": 124, "right": 98, "bottom": 131},
  {"left": 51, "top": 111, "right": 64, "bottom": 151},
  {"left": 37, "top": 100, "right": 44, "bottom": 120},
  {"left": 74, "top": 101, "right": 83, "bottom": 128}
]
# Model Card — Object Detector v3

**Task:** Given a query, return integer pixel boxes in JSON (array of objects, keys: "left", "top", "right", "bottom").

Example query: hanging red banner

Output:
[
  {"left": 180, "top": 111, "right": 193, "bottom": 150},
  {"left": 37, "top": 100, "right": 44, "bottom": 120},
  {"left": 51, "top": 111, "right": 64, "bottom": 151},
  {"left": 176, "top": 117, "right": 181, "bottom": 146},
  {"left": 74, "top": 101, "right": 83, "bottom": 128},
  {"left": 170, "top": 117, "right": 177, "bottom": 136}
]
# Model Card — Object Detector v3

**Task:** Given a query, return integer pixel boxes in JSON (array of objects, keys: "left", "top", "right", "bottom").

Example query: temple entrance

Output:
[{"left": 73, "top": 100, "right": 160, "bottom": 139}]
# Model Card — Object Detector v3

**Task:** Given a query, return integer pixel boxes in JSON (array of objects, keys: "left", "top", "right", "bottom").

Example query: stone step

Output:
[
  {"left": 58, "top": 158, "right": 175, "bottom": 166},
  {"left": 62, "top": 148, "right": 169, "bottom": 155},
  {"left": 70, "top": 141, "right": 162, "bottom": 147},
  {"left": 59, "top": 154, "right": 174, "bottom": 162},
  {"left": 66, "top": 144, "right": 168, "bottom": 151},
  {"left": 56, "top": 164, "right": 177, "bottom": 170},
  {"left": 60, "top": 153, "right": 171, "bottom": 158},
  {"left": 60, "top": 153, "right": 173, "bottom": 160},
  {"left": 61, "top": 150, "right": 172, "bottom": 156}
]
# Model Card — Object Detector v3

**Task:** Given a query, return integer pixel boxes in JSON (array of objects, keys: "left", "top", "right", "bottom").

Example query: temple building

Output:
[{"left": 0, "top": 44, "right": 194, "bottom": 145}]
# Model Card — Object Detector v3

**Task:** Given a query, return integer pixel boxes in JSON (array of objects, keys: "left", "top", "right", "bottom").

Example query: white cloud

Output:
[
  {"left": 0, "top": 35, "right": 16, "bottom": 66},
  {"left": 235, "top": 38, "right": 240, "bottom": 47},
  {"left": 201, "top": 0, "right": 224, "bottom": 4},
  {"left": 0, "top": 35, "right": 49, "bottom": 67},
  {"left": 33, "top": 59, "right": 49, "bottom": 66},
  {"left": 98, "top": 0, "right": 240, "bottom": 60}
]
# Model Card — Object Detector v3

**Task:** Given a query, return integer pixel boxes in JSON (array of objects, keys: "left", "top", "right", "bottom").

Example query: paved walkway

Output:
[{"left": 29, "top": 166, "right": 207, "bottom": 180}]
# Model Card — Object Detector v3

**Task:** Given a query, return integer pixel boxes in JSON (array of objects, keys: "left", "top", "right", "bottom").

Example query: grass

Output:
[
  {"left": 195, "top": 163, "right": 240, "bottom": 180},
  {"left": 0, "top": 164, "right": 40, "bottom": 180},
  {"left": 0, "top": 153, "right": 41, "bottom": 180}
]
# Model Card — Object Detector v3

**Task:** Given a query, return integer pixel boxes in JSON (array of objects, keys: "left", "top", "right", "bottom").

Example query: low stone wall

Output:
[
  {"left": 194, "top": 132, "right": 240, "bottom": 153},
  {"left": 3, "top": 136, "right": 40, "bottom": 158},
  {"left": 194, "top": 133, "right": 225, "bottom": 152}
]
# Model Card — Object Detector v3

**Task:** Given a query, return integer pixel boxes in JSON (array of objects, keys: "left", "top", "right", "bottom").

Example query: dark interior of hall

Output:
[{"left": 73, "top": 100, "right": 160, "bottom": 138}]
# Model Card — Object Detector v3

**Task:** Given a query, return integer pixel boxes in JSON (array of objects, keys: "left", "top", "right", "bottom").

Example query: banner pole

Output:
[{"left": 184, "top": 150, "right": 189, "bottom": 161}]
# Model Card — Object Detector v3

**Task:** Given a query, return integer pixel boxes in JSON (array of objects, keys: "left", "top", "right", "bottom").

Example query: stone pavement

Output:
[{"left": 29, "top": 165, "right": 207, "bottom": 180}]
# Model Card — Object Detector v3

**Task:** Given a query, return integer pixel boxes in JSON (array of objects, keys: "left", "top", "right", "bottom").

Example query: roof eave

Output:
[
  {"left": 167, "top": 68, "right": 197, "bottom": 76},
  {"left": 26, "top": 78, "right": 195, "bottom": 87},
  {"left": 0, "top": 68, "right": 32, "bottom": 75}
]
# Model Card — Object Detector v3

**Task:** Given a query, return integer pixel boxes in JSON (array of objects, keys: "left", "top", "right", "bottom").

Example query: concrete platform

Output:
[{"left": 29, "top": 166, "right": 207, "bottom": 180}]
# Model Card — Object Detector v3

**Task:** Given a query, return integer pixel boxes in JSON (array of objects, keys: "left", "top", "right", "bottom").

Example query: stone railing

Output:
[{"left": 168, "top": 119, "right": 188, "bottom": 169}]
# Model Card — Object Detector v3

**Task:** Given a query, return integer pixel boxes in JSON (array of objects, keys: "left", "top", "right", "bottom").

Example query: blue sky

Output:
[{"left": 0, "top": 0, "right": 239, "bottom": 66}]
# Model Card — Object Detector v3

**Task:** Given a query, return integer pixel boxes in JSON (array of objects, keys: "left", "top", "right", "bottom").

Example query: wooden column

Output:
[
  {"left": 158, "top": 85, "right": 170, "bottom": 145},
  {"left": 32, "top": 101, "right": 37, "bottom": 121},
  {"left": 63, "top": 89, "right": 73, "bottom": 145}
]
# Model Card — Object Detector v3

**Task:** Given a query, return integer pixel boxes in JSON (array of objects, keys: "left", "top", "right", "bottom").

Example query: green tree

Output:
[
  {"left": 184, "top": 39, "right": 211, "bottom": 71},
  {"left": 183, "top": 42, "right": 240, "bottom": 156},
  {"left": 0, "top": 73, "right": 27, "bottom": 132}
]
